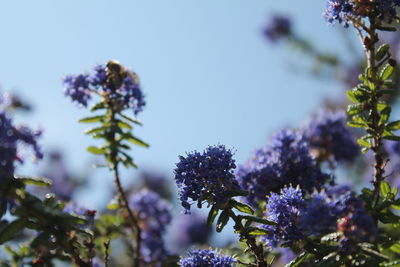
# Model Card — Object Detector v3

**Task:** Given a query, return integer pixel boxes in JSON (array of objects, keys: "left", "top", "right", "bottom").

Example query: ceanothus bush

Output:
[{"left": 3, "top": 2, "right": 400, "bottom": 267}]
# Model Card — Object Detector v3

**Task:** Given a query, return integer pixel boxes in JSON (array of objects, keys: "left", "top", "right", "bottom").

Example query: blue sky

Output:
[{"left": 0, "top": 1, "right": 347, "bottom": 206}]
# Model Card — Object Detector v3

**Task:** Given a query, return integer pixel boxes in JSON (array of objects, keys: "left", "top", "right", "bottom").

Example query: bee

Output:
[{"left": 106, "top": 60, "right": 140, "bottom": 90}]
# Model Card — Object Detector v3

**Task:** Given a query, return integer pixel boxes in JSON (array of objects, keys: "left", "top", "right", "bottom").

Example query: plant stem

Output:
[
  {"left": 362, "top": 21, "right": 386, "bottom": 207},
  {"left": 112, "top": 165, "right": 141, "bottom": 267},
  {"left": 228, "top": 210, "right": 268, "bottom": 267},
  {"left": 108, "top": 103, "right": 141, "bottom": 267},
  {"left": 104, "top": 240, "right": 110, "bottom": 267}
]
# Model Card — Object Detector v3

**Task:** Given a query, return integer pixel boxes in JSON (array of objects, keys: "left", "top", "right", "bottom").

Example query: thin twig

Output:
[
  {"left": 113, "top": 163, "right": 142, "bottom": 267},
  {"left": 228, "top": 210, "right": 268, "bottom": 267},
  {"left": 104, "top": 240, "right": 110, "bottom": 267},
  {"left": 108, "top": 103, "right": 142, "bottom": 267}
]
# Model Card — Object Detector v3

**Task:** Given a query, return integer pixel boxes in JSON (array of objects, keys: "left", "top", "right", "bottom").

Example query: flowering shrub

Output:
[{"left": 2, "top": 2, "right": 400, "bottom": 267}]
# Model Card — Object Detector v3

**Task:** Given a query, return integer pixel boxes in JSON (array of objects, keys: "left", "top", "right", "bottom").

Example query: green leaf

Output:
[
  {"left": 381, "top": 182, "right": 391, "bottom": 197},
  {"left": 84, "top": 126, "right": 108, "bottom": 135},
  {"left": 346, "top": 90, "right": 358, "bottom": 103},
  {"left": 117, "top": 120, "right": 132, "bottom": 130},
  {"left": 357, "top": 138, "right": 371, "bottom": 148},
  {"left": 381, "top": 260, "right": 400, "bottom": 266},
  {"left": 87, "top": 146, "right": 107, "bottom": 155},
  {"left": 229, "top": 189, "right": 249, "bottom": 197},
  {"left": 361, "top": 147, "right": 369, "bottom": 154},
  {"left": 380, "top": 106, "right": 392, "bottom": 124},
  {"left": 380, "top": 63, "right": 395, "bottom": 81},
  {"left": 0, "top": 218, "right": 28, "bottom": 244},
  {"left": 376, "top": 44, "right": 390, "bottom": 61},
  {"left": 90, "top": 102, "right": 106, "bottom": 111},
  {"left": 0, "top": 201, "right": 7, "bottom": 220},
  {"left": 241, "top": 215, "right": 276, "bottom": 226},
  {"left": 361, "top": 245, "right": 389, "bottom": 261},
  {"left": 216, "top": 210, "right": 229, "bottom": 232},
  {"left": 232, "top": 200, "right": 254, "bottom": 215},
  {"left": 107, "top": 199, "right": 119, "bottom": 210},
  {"left": 120, "top": 114, "right": 143, "bottom": 126},
  {"left": 390, "top": 243, "right": 400, "bottom": 254},
  {"left": 378, "top": 102, "right": 389, "bottom": 111},
  {"left": 4, "top": 245, "right": 19, "bottom": 258},
  {"left": 387, "top": 121, "right": 400, "bottom": 131},
  {"left": 353, "top": 87, "right": 370, "bottom": 102},
  {"left": 78, "top": 115, "right": 105, "bottom": 123},
  {"left": 14, "top": 175, "right": 52, "bottom": 187},
  {"left": 347, "top": 104, "right": 363, "bottom": 116},
  {"left": 321, "top": 232, "right": 340, "bottom": 243},
  {"left": 347, "top": 121, "right": 364, "bottom": 128},
  {"left": 31, "top": 232, "right": 50, "bottom": 248},
  {"left": 284, "top": 252, "right": 308, "bottom": 267},
  {"left": 126, "top": 135, "right": 149, "bottom": 148},
  {"left": 392, "top": 186, "right": 398, "bottom": 196},
  {"left": 245, "top": 227, "right": 269, "bottom": 236},
  {"left": 207, "top": 205, "right": 219, "bottom": 226},
  {"left": 383, "top": 135, "right": 400, "bottom": 142},
  {"left": 376, "top": 26, "right": 397, "bottom": 32}
]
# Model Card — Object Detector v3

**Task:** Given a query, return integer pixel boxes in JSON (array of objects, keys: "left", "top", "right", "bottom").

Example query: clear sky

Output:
[{"left": 0, "top": 1, "right": 347, "bottom": 206}]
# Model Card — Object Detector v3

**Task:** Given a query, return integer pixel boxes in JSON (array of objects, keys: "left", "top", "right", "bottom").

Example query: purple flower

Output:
[
  {"left": 237, "top": 129, "right": 330, "bottom": 207},
  {"left": 63, "top": 74, "right": 92, "bottom": 107},
  {"left": 263, "top": 14, "right": 292, "bottom": 42},
  {"left": 329, "top": 189, "right": 377, "bottom": 252},
  {"left": 120, "top": 76, "right": 146, "bottom": 115},
  {"left": 337, "top": 210, "right": 377, "bottom": 253},
  {"left": 129, "top": 189, "right": 171, "bottom": 233},
  {"left": 129, "top": 190, "right": 172, "bottom": 263},
  {"left": 304, "top": 110, "right": 359, "bottom": 163},
  {"left": 299, "top": 191, "right": 337, "bottom": 236},
  {"left": 0, "top": 112, "right": 42, "bottom": 179},
  {"left": 261, "top": 186, "right": 348, "bottom": 248},
  {"left": 324, "top": 0, "right": 400, "bottom": 26},
  {"left": 91, "top": 64, "right": 107, "bottom": 87},
  {"left": 64, "top": 63, "right": 145, "bottom": 115},
  {"left": 262, "top": 186, "right": 306, "bottom": 248},
  {"left": 179, "top": 249, "right": 237, "bottom": 267},
  {"left": 174, "top": 145, "right": 241, "bottom": 213}
]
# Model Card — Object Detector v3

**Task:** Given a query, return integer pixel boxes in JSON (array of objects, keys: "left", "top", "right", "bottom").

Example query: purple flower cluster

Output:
[
  {"left": 63, "top": 74, "right": 91, "bottom": 107},
  {"left": 333, "top": 191, "right": 377, "bottom": 252},
  {"left": 324, "top": 0, "right": 400, "bottom": 26},
  {"left": 63, "top": 63, "right": 145, "bottom": 115},
  {"left": 304, "top": 110, "right": 359, "bottom": 163},
  {"left": 0, "top": 112, "right": 42, "bottom": 179},
  {"left": 129, "top": 190, "right": 172, "bottom": 263},
  {"left": 262, "top": 187, "right": 306, "bottom": 248},
  {"left": 179, "top": 249, "right": 237, "bottom": 267},
  {"left": 263, "top": 14, "right": 292, "bottom": 42},
  {"left": 262, "top": 185, "right": 376, "bottom": 250},
  {"left": 237, "top": 129, "right": 330, "bottom": 207},
  {"left": 299, "top": 191, "right": 337, "bottom": 236},
  {"left": 174, "top": 145, "right": 241, "bottom": 213}
]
